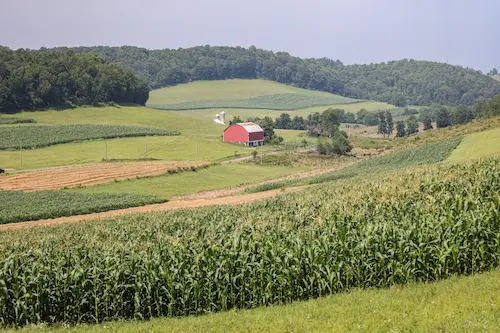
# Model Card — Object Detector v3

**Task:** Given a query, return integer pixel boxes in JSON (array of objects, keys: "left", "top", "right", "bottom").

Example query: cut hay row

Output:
[{"left": 0, "top": 161, "right": 212, "bottom": 191}]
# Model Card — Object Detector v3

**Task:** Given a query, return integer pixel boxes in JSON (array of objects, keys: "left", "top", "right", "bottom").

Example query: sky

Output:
[{"left": 1, "top": 0, "right": 498, "bottom": 72}]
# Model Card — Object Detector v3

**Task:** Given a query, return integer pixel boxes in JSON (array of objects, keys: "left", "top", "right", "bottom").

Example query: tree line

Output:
[
  {"left": 48, "top": 45, "right": 500, "bottom": 106},
  {"left": 0, "top": 47, "right": 150, "bottom": 113}
]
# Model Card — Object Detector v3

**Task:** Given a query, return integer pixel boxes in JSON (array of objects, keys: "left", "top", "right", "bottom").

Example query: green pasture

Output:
[
  {"left": 71, "top": 164, "right": 304, "bottom": 200},
  {"left": 0, "top": 136, "right": 249, "bottom": 170},
  {"left": 446, "top": 127, "right": 500, "bottom": 162}
]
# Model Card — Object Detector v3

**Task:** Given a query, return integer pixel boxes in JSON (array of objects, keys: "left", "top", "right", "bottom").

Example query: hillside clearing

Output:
[
  {"left": 8, "top": 269, "right": 500, "bottom": 333},
  {"left": 446, "top": 127, "right": 500, "bottom": 162},
  {"left": 0, "top": 161, "right": 211, "bottom": 191},
  {"left": 493, "top": 75, "right": 500, "bottom": 81},
  {"left": 147, "top": 79, "right": 357, "bottom": 105}
]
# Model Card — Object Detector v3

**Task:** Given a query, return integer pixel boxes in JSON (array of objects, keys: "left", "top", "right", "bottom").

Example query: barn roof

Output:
[{"left": 236, "top": 122, "right": 264, "bottom": 133}]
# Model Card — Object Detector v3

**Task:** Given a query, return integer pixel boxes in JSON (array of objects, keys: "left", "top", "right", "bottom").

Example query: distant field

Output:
[
  {"left": 446, "top": 128, "right": 500, "bottom": 162},
  {"left": 72, "top": 164, "right": 303, "bottom": 200},
  {"left": 0, "top": 125, "right": 177, "bottom": 150},
  {"left": 172, "top": 101, "right": 396, "bottom": 123},
  {"left": 0, "top": 117, "right": 36, "bottom": 124},
  {"left": 147, "top": 79, "right": 360, "bottom": 110},
  {"left": 493, "top": 75, "right": 500, "bottom": 81}
]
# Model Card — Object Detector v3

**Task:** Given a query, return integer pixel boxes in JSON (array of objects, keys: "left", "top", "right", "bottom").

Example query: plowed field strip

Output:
[
  {"left": 0, "top": 161, "right": 211, "bottom": 191},
  {"left": 0, "top": 186, "right": 308, "bottom": 230}
]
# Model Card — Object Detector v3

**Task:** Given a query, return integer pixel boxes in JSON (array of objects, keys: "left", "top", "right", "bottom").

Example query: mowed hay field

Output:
[
  {"left": 0, "top": 161, "right": 211, "bottom": 191},
  {"left": 493, "top": 75, "right": 500, "bottom": 81},
  {"left": 147, "top": 79, "right": 361, "bottom": 111},
  {"left": 446, "top": 127, "right": 500, "bottom": 162}
]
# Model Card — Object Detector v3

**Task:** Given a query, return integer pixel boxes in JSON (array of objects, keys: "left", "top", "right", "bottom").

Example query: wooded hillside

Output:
[
  {"left": 57, "top": 45, "right": 500, "bottom": 106},
  {"left": 0, "top": 47, "right": 150, "bottom": 112}
]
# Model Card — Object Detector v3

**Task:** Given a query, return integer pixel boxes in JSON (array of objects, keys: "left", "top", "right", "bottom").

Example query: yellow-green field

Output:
[
  {"left": 8, "top": 270, "right": 500, "bottom": 333},
  {"left": 71, "top": 164, "right": 304, "bottom": 199},
  {"left": 446, "top": 127, "right": 500, "bottom": 162},
  {"left": 147, "top": 79, "right": 353, "bottom": 105},
  {"left": 493, "top": 75, "right": 500, "bottom": 81},
  {"left": 171, "top": 101, "right": 395, "bottom": 122}
]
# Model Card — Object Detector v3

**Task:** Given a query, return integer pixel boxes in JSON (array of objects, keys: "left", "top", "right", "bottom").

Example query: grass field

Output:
[
  {"left": 147, "top": 79, "right": 358, "bottom": 106},
  {"left": 71, "top": 164, "right": 304, "bottom": 199},
  {"left": 8, "top": 269, "right": 500, "bottom": 333},
  {"left": 0, "top": 136, "right": 248, "bottom": 170},
  {"left": 493, "top": 75, "right": 500, "bottom": 81},
  {"left": 11, "top": 105, "right": 222, "bottom": 138},
  {"left": 446, "top": 127, "right": 500, "bottom": 162}
]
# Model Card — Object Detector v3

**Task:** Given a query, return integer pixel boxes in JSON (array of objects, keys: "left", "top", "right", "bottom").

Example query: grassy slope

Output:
[
  {"left": 493, "top": 75, "right": 500, "bottom": 81},
  {"left": 9, "top": 269, "right": 500, "bottom": 333},
  {"left": 447, "top": 127, "right": 500, "bottom": 162},
  {"left": 147, "top": 79, "right": 356, "bottom": 105},
  {"left": 71, "top": 164, "right": 304, "bottom": 200}
]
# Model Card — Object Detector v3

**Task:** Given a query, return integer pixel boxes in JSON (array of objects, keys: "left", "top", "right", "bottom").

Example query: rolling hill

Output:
[
  {"left": 52, "top": 45, "right": 500, "bottom": 106},
  {"left": 147, "top": 79, "right": 360, "bottom": 110}
]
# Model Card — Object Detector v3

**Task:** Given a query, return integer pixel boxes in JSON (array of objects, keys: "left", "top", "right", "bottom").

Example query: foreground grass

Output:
[
  {"left": 447, "top": 127, "right": 500, "bottom": 162},
  {"left": 71, "top": 164, "right": 304, "bottom": 200},
  {"left": 5, "top": 270, "right": 500, "bottom": 333}
]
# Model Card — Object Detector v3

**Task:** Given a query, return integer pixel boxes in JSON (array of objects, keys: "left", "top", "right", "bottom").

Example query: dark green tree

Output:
[
  {"left": 396, "top": 120, "right": 406, "bottom": 137},
  {"left": 321, "top": 108, "right": 341, "bottom": 137},
  {"left": 406, "top": 115, "right": 419, "bottom": 135},
  {"left": 229, "top": 116, "right": 243, "bottom": 125},
  {"left": 377, "top": 111, "right": 387, "bottom": 137},
  {"left": 330, "top": 131, "right": 353, "bottom": 155},
  {"left": 436, "top": 106, "right": 452, "bottom": 128},
  {"left": 385, "top": 110, "right": 394, "bottom": 138},
  {"left": 256, "top": 116, "right": 276, "bottom": 142}
]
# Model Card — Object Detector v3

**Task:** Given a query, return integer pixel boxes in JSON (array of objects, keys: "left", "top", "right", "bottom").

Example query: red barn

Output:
[{"left": 223, "top": 122, "right": 265, "bottom": 146}]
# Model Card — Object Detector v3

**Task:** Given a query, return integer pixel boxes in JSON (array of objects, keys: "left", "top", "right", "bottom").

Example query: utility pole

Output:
[
  {"left": 20, "top": 141, "right": 22, "bottom": 169},
  {"left": 195, "top": 139, "right": 198, "bottom": 160}
]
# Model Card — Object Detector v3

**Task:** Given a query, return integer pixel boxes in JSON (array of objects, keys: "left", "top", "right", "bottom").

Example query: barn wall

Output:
[
  {"left": 249, "top": 132, "right": 264, "bottom": 141},
  {"left": 224, "top": 125, "right": 249, "bottom": 143}
]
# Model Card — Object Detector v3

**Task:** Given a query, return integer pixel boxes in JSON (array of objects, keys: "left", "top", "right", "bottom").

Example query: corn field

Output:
[
  {"left": 0, "top": 118, "right": 36, "bottom": 125},
  {"left": 0, "top": 157, "right": 499, "bottom": 326},
  {"left": 0, "top": 125, "right": 179, "bottom": 150},
  {"left": 0, "top": 191, "right": 165, "bottom": 225}
]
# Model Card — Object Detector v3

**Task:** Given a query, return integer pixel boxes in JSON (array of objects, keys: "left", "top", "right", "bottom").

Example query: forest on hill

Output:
[
  {"left": 54, "top": 45, "right": 500, "bottom": 106},
  {"left": 0, "top": 47, "right": 150, "bottom": 112}
]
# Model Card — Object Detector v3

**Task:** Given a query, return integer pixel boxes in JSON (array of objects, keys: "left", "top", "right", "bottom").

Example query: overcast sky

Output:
[{"left": 1, "top": 0, "right": 498, "bottom": 71}]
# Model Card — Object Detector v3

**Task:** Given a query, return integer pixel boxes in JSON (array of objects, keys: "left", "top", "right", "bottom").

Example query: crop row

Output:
[
  {"left": 0, "top": 191, "right": 166, "bottom": 225},
  {"left": 148, "top": 93, "right": 360, "bottom": 111},
  {"left": 0, "top": 117, "right": 36, "bottom": 125},
  {"left": 245, "top": 137, "right": 462, "bottom": 193},
  {"left": 0, "top": 155, "right": 498, "bottom": 326},
  {"left": 0, "top": 125, "right": 179, "bottom": 150}
]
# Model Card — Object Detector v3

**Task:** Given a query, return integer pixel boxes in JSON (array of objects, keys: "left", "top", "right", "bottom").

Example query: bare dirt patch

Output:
[
  {"left": 0, "top": 161, "right": 211, "bottom": 191},
  {"left": 0, "top": 186, "right": 308, "bottom": 230}
]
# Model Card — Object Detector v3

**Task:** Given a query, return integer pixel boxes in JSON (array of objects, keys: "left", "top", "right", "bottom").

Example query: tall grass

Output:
[{"left": 0, "top": 156, "right": 498, "bottom": 326}]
